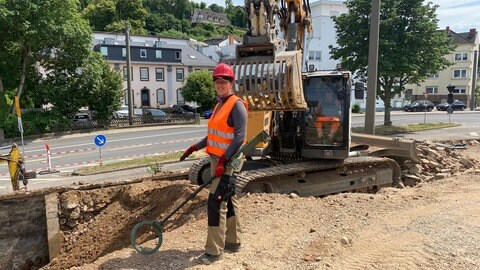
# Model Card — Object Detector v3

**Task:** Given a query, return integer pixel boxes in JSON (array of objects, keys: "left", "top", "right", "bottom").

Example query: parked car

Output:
[
  {"left": 403, "top": 100, "right": 435, "bottom": 112},
  {"left": 73, "top": 113, "right": 91, "bottom": 122},
  {"left": 176, "top": 104, "right": 198, "bottom": 113},
  {"left": 436, "top": 100, "right": 467, "bottom": 111},
  {"left": 113, "top": 106, "right": 129, "bottom": 118},
  {"left": 168, "top": 104, "right": 195, "bottom": 115},
  {"left": 142, "top": 108, "right": 170, "bottom": 123},
  {"left": 203, "top": 109, "right": 213, "bottom": 119}
]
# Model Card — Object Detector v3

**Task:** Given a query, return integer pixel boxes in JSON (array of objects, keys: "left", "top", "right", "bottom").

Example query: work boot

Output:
[
  {"left": 224, "top": 242, "right": 242, "bottom": 252},
  {"left": 197, "top": 253, "right": 223, "bottom": 265}
]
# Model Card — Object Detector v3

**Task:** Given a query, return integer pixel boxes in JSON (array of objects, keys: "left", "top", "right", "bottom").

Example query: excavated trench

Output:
[
  {"left": 42, "top": 179, "right": 209, "bottom": 270},
  {"left": 20, "top": 139, "right": 479, "bottom": 269}
]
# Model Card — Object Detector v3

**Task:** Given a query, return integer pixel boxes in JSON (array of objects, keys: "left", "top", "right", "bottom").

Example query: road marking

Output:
[
  {"left": 15, "top": 130, "right": 206, "bottom": 156},
  {"left": 469, "top": 132, "right": 479, "bottom": 136}
]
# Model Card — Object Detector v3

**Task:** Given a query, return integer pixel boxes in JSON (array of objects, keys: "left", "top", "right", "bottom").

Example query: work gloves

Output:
[
  {"left": 214, "top": 175, "right": 235, "bottom": 202},
  {"left": 179, "top": 145, "right": 197, "bottom": 161},
  {"left": 215, "top": 155, "right": 228, "bottom": 177}
]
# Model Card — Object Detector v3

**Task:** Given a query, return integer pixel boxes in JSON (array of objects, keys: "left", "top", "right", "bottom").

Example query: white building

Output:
[{"left": 92, "top": 32, "right": 217, "bottom": 108}]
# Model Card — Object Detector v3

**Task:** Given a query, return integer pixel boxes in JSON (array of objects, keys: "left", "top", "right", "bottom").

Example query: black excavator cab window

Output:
[{"left": 304, "top": 76, "right": 345, "bottom": 146}]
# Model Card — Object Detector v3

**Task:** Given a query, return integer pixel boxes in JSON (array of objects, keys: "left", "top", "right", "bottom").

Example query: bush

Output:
[
  {"left": 0, "top": 110, "right": 71, "bottom": 138},
  {"left": 352, "top": 103, "right": 361, "bottom": 113}
]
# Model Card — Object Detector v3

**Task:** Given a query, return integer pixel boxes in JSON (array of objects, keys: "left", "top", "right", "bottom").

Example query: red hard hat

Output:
[{"left": 212, "top": 63, "right": 234, "bottom": 81}]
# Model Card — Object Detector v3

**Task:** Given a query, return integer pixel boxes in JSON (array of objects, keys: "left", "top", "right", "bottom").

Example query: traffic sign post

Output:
[{"left": 94, "top": 134, "right": 107, "bottom": 166}]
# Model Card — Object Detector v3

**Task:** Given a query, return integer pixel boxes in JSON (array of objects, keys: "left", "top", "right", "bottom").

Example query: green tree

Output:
[
  {"left": 0, "top": 0, "right": 91, "bottom": 115},
  {"left": 181, "top": 71, "right": 216, "bottom": 111},
  {"left": 330, "top": 0, "right": 454, "bottom": 126},
  {"left": 83, "top": 53, "right": 123, "bottom": 120},
  {"left": 83, "top": 0, "right": 147, "bottom": 34},
  {"left": 209, "top": 4, "right": 224, "bottom": 13},
  {"left": 227, "top": 5, "right": 247, "bottom": 28}
]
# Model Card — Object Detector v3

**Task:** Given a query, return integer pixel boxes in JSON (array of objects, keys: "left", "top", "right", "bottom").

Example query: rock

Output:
[
  {"left": 70, "top": 207, "right": 81, "bottom": 219},
  {"left": 434, "top": 173, "right": 449, "bottom": 180},
  {"left": 62, "top": 201, "right": 79, "bottom": 210},
  {"left": 289, "top": 193, "right": 299, "bottom": 198},
  {"left": 340, "top": 236, "right": 349, "bottom": 245},
  {"left": 408, "top": 164, "right": 423, "bottom": 175},
  {"left": 460, "top": 158, "right": 474, "bottom": 168},
  {"left": 310, "top": 228, "right": 316, "bottom": 233}
]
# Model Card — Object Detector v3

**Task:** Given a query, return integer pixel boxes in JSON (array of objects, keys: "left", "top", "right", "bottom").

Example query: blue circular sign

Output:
[{"left": 94, "top": 134, "right": 107, "bottom": 147}]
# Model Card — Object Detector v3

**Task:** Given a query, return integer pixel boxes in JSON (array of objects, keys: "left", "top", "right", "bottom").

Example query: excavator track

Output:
[
  {"left": 189, "top": 156, "right": 401, "bottom": 197},
  {"left": 233, "top": 156, "right": 401, "bottom": 197}
]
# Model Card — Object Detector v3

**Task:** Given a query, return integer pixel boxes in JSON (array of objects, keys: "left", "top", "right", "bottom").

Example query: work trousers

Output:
[{"left": 205, "top": 155, "right": 242, "bottom": 256}]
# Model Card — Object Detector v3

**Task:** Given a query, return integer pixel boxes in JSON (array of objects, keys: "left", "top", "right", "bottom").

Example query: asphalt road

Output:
[{"left": 0, "top": 110, "right": 479, "bottom": 194}]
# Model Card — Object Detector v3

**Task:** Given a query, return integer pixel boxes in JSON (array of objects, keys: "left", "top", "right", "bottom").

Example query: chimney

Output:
[
  {"left": 445, "top": 26, "right": 450, "bottom": 34},
  {"left": 470, "top": 28, "right": 476, "bottom": 36},
  {"left": 229, "top": 35, "right": 234, "bottom": 45}
]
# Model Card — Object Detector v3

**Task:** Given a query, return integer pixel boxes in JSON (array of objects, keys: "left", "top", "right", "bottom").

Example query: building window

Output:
[
  {"left": 427, "top": 73, "right": 439, "bottom": 79},
  {"left": 123, "top": 67, "right": 133, "bottom": 81},
  {"left": 140, "top": 49, "right": 147, "bottom": 58},
  {"left": 175, "top": 51, "right": 181, "bottom": 60},
  {"left": 177, "top": 88, "right": 185, "bottom": 104},
  {"left": 155, "top": 50, "right": 162, "bottom": 59},
  {"left": 454, "top": 53, "right": 468, "bottom": 61},
  {"left": 114, "top": 63, "right": 120, "bottom": 71},
  {"left": 122, "top": 48, "right": 126, "bottom": 57},
  {"left": 453, "top": 86, "right": 466, "bottom": 94},
  {"left": 100, "top": 47, "right": 108, "bottom": 56},
  {"left": 140, "top": 67, "right": 149, "bottom": 81},
  {"left": 425, "top": 86, "right": 438, "bottom": 94},
  {"left": 308, "top": 51, "right": 321, "bottom": 60},
  {"left": 124, "top": 90, "right": 128, "bottom": 105},
  {"left": 453, "top": 69, "right": 467, "bottom": 78},
  {"left": 156, "top": 68, "right": 164, "bottom": 81},
  {"left": 156, "top": 89, "right": 166, "bottom": 105},
  {"left": 176, "top": 68, "right": 184, "bottom": 81}
]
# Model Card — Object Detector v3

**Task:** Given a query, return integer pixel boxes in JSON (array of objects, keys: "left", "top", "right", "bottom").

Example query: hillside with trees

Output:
[{"left": 81, "top": 0, "right": 247, "bottom": 40}]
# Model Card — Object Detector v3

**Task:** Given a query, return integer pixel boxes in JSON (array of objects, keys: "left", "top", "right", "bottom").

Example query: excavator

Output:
[{"left": 189, "top": 0, "right": 419, "bottom": 197}]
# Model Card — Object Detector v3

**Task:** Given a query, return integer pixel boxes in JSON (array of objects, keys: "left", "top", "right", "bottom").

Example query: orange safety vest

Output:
[{"left": 206, "top": 95, "right": 248, "bottom": 157}]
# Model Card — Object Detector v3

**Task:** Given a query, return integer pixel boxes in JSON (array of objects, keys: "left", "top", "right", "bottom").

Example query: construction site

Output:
[{"left": 0, "top": 139, "right": 479, "bottom": 270}]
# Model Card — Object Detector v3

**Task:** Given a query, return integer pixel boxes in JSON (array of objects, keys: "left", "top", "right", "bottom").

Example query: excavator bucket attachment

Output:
[{"left": 230, "top": 50, "right": 307, "bottom": 111}]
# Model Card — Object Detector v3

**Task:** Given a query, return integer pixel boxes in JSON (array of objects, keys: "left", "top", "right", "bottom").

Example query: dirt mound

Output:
[{"left": 43, "top": 180, "right": 208, "bottom": 270}]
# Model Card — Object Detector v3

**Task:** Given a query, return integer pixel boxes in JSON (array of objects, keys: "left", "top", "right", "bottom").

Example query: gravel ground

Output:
[{"left": 42, "top": 145, "right": 480, "bottom": 270}]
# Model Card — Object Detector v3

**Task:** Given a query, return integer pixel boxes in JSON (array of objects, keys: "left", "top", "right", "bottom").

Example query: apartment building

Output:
[
  {"left": 92, "top": 32, "right": 217, "bottom": 108},
  {"left": 406, "top": 27, "right": 479, "bottom": 106}
]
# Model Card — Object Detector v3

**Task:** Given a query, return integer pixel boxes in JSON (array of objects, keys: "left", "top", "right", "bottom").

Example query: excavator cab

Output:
[{"left": 301, "top": 70, "right": 351, "bottom": 159}]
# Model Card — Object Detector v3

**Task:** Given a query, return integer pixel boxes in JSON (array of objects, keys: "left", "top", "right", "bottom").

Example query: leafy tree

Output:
[
  {"left": 209, "top": 4, "right": 224, "bottom": 13},
  {"left": 227, "top": 5, "right": 248, "bottom": 28},
  {"left": 181, "top": 71, "right": 216, "bottom": 111},
  {"left": 330, "top": 0, "right": 454, "bottom": 126},
  {"left": 0, "top": 0, "right": 91, "bottom": 116},
  {"left": 83, "top": 0, "right": 147, "bottom": 34},
  {"left": 83, "top": 53, "right": 123, "bottom": 120}
]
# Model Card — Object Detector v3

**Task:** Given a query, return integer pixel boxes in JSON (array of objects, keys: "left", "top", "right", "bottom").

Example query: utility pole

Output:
[
  {"left": 364, "top": 0, "right": 381, "bottom": 134},
  {"left": 125, "top": 24, "right": 133, "bottom": 125},
  {"left": 470, "top": 49, "right": 478, "bottom": 111}
]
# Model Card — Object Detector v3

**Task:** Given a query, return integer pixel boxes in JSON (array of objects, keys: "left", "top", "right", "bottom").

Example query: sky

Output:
[{"left": 194, "top": 0, "right": 480, "bottom": 33}]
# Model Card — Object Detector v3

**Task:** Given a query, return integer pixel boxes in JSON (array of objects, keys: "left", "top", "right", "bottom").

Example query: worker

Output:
[
  {"left": 315, "top": 88, "right": 341, "bottom": 140},
  {"left": 179, "top": 63, "right": 248, "bottom": 265}
]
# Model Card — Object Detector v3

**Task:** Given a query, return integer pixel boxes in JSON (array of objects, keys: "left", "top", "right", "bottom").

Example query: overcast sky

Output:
[{"left": 194, "top": 0, "right": 480, "bottom": 33}]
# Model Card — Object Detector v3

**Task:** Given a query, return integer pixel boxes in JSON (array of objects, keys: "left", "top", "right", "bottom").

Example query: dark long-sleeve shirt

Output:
[{"left": 195, "top": 94, "right": 247, "bottom": 160}]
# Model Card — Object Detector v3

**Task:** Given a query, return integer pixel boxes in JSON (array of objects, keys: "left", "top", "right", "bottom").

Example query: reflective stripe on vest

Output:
[{"left": 206, "top": 95, "right": 247, "bottom": 157}]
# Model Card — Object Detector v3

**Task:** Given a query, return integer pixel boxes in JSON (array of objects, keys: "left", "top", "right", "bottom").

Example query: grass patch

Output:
[
  {"left": 73, "top": 151, "right": 207, "bottom": 175},
  {"left": 352, "top": 122, "right": 460, "bottom": 135}
]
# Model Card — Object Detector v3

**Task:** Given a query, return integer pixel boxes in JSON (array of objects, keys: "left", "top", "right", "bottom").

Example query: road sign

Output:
[{"left": 94, "top": 134, "right": 107, "bottom": 147}]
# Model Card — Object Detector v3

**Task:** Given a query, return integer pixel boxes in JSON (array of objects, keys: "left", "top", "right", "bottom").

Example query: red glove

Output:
[
  {"left": 215, "top": 155, "right": 228, "bottom": 177},
  {"left": 179, "top": 145, "right": 197, "bottom": 161}
]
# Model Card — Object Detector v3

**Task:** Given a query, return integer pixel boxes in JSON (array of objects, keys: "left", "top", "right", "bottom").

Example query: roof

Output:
[
  {"left": 445, "top": 27, "right": 478, "bottom": 45},
  {"left": 169, "top": 44, "right": 217, "bottom": 67}
]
